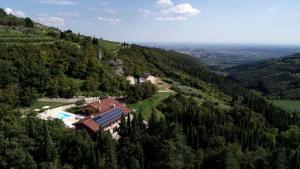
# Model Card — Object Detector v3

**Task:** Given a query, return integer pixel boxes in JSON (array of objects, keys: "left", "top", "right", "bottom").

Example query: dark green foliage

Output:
[
  {"left": 0, "top": 9, "right": 25, "bottom": 26},
  {"left": 25, "top": 17, "right": 34, "bottom": 28},
  {"left": 127, "top": 81, "right": 158, "bottom": 103},
  {"left": 75, "top": 99, "right": 86, "bottom": 106},
  {"left": 228, "top": 54, "right": 300, "bottom": 100},
  {"left": 41, "top": 122, "right": 56, "bottom": 162},
  {"left": 0, "top": 41, "right": 127, "bottom": 106}
]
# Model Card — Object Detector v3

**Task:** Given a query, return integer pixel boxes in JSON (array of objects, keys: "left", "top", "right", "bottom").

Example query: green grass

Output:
[
  {"left": 21, "top": 101, "right": 71, "bottom": 113},
  {"left": 293, "top": 73, "right": 300, "bottom": 79},
  {"left": 99, "top": 40, "right": 121, "bottom": 53},
  {"left": 271, "top": 100, "right": 300, "bottom": 112},
  {"left": 128, "top": 92, "right": 174, "bottom": 120}
]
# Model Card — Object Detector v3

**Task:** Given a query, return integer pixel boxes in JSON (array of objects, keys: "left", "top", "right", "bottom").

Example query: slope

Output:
[{"left": 227, "top": 53, "right": 300, "bottom": 100}]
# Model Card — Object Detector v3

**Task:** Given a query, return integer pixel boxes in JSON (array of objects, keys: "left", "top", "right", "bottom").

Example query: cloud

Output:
[
  {"left": 4, "top": 7, "right": 26, "bottom": 18},
  {"left": 156, "top": 16, "right": 187, "bottom": 21},
  {"left": 98, "top": 16, "right": 121, "bottom": 24},
  {"left": 162, "top": 3, "right": 201, "bottom": 16},
  {"left": 57, "top": 12, "right": 79, "bottom": 17},
  {"left": 106, "top": 8, "right": 117, "bottom": 14},
  {"left": 69, "top": 20, "right": 79, "bottom": 24},
  {"left": 267, "top": 8, "right": 277, "bottom": 13},
  {"left": 140, "top": 1, "right": 200, "bottom": 22},
  {"left": 35, "top": 13, "right": 65, "bottom": 26},
  {"left": 38, "top": 0, "right": 77, "bottom": 5},
  {"left": 157, "top": 0, "right": 173, "bottom": 7},
  {"left": 139, "top": 9, "right": 156, "bottom": 18}
]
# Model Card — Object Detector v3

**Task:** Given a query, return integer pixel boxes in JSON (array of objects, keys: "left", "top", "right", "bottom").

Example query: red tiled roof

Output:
[
  {"left": 74, "top": 116, "right": 100, "bottom": 133},
  {"left": 84, "top": 98, "right": 131, "bottom": 114},
  {"left": 75, "top": 98, "right": 131, "bottom": 133}
]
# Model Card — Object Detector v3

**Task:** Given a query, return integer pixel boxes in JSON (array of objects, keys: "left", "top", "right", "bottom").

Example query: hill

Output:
[
  {"left": 2, "top": 10, "right": 300, "bottom": 169},
  {"left": 227, "top": 53, "right": 300, "bottom": 100}
]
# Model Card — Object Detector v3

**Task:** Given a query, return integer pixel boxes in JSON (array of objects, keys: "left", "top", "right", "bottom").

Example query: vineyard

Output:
[{"left": 0, "top": 27, "right": 58, "bottom": 44}]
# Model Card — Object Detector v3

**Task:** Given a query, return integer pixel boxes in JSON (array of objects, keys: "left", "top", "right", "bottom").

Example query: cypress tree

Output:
[
  {"left": 42, "top": 122, "right": 56, "bottom": 162},
  {"left": 28, "top": 116, "right": 36, "bottom": 138},
  {"left": 224, "top": 152, "right": 240, "bottom": 169}
]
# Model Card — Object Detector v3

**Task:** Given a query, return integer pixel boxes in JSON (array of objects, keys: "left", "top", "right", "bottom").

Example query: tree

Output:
[
  {"left": 18, "top": 87, "right": 37, "bottom": 107},
  {"left": 28, "top": 116, "right": 36, "bottom": 138},
  {"left": 41, "top": 122, "right": 56, "bottom": 162},
  {"left": 224, "top": 152, "right": 240, "bottom": 169},
  {"left": 75, "top": 99, "right": 86, "bottom": 106},
  {"left": 92, "top": 36, "right": 98, "bottom": 45},
  {"left": 94, "top": 131, "right": 118, "bottom": 169},
  {"left": 25, "top": 17, "right": 34, "bottom": 28},
  {"left": 272, "top": 149, "right": 287, "bottom": 169}
]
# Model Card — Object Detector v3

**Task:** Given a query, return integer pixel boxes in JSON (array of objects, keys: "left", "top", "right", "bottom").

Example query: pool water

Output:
[{"left": 56, "top": 112, "right": 71, "bottom": 120}]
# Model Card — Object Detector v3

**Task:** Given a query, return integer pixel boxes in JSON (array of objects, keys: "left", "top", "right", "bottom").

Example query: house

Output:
[
  {"left": 139, "top": 72, "right": 157, "bottom": 84},
  {"left": 74, "top": 98, "right": 131, "bottom": 134},
  {"left": 82, "top": 97, "right": 130, "bottom": 115}
]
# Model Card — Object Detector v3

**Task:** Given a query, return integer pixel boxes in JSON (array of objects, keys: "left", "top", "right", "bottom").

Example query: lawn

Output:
[
  {"left": 99, "top": 40, "right": 121, "bottom": 53},
  {"left": 271, "top": 100, "right": 300, "bottom": 112},
  {"left": 127, "top": 92, "right": 174, "bottom": 120},
  {"left": 21, "top": 101, "right": 71, "bottom": 113}
]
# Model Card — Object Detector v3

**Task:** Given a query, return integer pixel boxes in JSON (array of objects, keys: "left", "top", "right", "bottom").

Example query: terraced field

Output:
[{"left": 0, "top": 26, "right": 58, "bottom": 44}]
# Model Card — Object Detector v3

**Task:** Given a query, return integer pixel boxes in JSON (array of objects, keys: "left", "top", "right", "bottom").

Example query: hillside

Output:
[
  {"left": 2, "top": 10, "right": 300, "bottom": 169},
  {"left": 227, "top": 53, "right": 300, "bottom": 100}
]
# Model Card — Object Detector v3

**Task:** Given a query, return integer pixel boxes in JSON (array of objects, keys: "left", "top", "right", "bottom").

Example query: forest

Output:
[
  {"left": 227, "top": 54, "right": 300, "bottom": 100},
  {"left": 1, "top": 8, "right": 300, "bottom": 169}
]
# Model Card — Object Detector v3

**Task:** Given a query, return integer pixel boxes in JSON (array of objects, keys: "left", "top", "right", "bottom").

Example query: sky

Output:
[{"left": 1, "top": 0, "right": 300, "bottom": 45}]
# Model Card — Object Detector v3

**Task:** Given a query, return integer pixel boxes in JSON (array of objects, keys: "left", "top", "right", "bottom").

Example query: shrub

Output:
[{"left": 75, "top": 99, "right": 86, "bottom": 106}]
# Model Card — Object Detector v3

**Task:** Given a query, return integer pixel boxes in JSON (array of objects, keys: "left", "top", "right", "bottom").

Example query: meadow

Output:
[
  {"left": 271, "top": 100, "right": 300, "bottom": 112},
  {"left": 127, "top": 92, "right": 174, "bottom": 120}
]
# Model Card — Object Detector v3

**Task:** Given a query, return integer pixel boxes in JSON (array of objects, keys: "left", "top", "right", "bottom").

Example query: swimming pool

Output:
[{"left": 56, "top": 112, "right": 72, "bottom": 120}]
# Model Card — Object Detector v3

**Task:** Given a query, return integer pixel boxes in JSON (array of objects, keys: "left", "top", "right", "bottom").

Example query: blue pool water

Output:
[{"left": 56, "top": 112, "right": 71, "bottom": 120}]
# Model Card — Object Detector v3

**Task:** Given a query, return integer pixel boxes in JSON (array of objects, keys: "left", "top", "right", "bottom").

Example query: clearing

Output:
[
  {"left": 271, "top": 100, "right": 300, "bottom": 112},
  {"left": 152, "top": 76, "right": 173, "bottom": 92},
  {"left": 127, "top": 92, "right": 174, "bottom": 120}
]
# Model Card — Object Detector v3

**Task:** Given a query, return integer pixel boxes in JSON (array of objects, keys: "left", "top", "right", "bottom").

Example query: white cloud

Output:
[
  {"left": 157, "top": 0, "right": 173, "bottom": 7},
  {"left": 267, "top": 8, "right": 277, "bottom": 13},
  {"left": 69, "top": 20, "right": 79, "bottom": 24},
  {"left": 139, "top": 2, "right": 200, "bottom": 22},
  {"left": 98, "top": 16, "right": 121, "bottom": 24},
  {"left": 139, "top": 9, "right": 156, "bottom": 18},
  {"left": 57, "top": 12, "right": 79, "bottom": 17},
  {"left": 162, "top": 3, "right": 201, "bottom": 16},
  {"left": 156, "top": 16, "right": 187, "bottom": 21},
  {"left": 39, "top": 0, "right": 77, "bottom": 5},
  {"left": 106, "top": 8, "right": 117, "bottom": 14},
  {"left": 35, "top": 13, "right": 65, "bottom": 26},
  {"left": 4, "top": 7, "right": 26, "bottom": 18}
]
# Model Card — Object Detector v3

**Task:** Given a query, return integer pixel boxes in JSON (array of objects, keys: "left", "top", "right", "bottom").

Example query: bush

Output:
[
  {"left": 75, "top": 99, "right": 86, "bottom": 106},
  {"left": 126, "top": 81, "right": 158, "bottom": 103}
]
